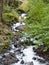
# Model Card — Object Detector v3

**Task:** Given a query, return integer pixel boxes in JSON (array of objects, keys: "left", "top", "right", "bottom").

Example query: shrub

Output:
[{"left": 25, "top": 1, "right": 49, "bottom": 52}]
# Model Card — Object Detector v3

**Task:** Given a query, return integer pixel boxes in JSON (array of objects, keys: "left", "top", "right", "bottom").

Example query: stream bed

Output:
[
  {"left": 0, "top": 42, "right": 48, "bottom": 65},
  {"left": 0, "top": 13, "right": 49, "bottom": 65}
]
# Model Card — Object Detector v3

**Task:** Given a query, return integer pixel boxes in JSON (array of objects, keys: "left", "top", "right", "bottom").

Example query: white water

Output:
[
  {"left": 12, "top": 13, "right": 27, "bottom": 32},
  {"left": 11, "top": 46, "right": 46, "bottom": 65},
  {"left": 12, "top": 22, "right": 25, "bottom": 31},
  {"left": 11, "top": 13, "right": 47, "bottom": 65},
  {"left": 19, "top": 13, "right": 27, "bottom": 21}
]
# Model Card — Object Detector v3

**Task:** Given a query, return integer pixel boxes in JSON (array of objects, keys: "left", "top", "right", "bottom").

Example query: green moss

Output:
[
  {"left": 0, "top": 39, "right": 10, "bottom": 53},
  {"left": 3, "top": 5, "right": 11, "bottom": 12},
  {"left": 2, "top": 11, "right": 19, "bottom": 25},
  {"left": 0, "top": 23, "right": 13, "bottom": 53},
  {"left": 18, "top": 0, "right": 30, "bottom": 12}
]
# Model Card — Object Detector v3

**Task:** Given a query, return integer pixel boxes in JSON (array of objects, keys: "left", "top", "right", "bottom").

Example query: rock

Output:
[
  {"left": 14, "top": 44, "right": 17, "bottom": 48},
  {"left": 37, "top": 58, "right": 46, "bottom": 63},
  {"left": 9, "top": 53, "right": 15, "bottom": 57},
  {"left": 33, "top": 57, "right": 36, "bottom": 60},
  {"left": 29, "top": 62, "right": 33, "bottom": 65},
  {"left": 2, "top": 55, "right": 6, "bottom": 58},
  {"left": 0, "top": 55, "right": 3, "bottom": 59},
  {"left": 0, "top": 64, "right": 2, "bottom": 65},
  {"left": 20, "top": 60, "right": 24, "bottom": 64},
  {"left": 33, "top": 47, "right": 36, "bottom": 52},
  {"left": 26, "top": 62, "right": 33, "bottom": 65},
  {"left": 22, "top": 53, "right": 25, "bottom": 56},
  {"left": 1, "top": 53, "right": 19, "bottom": 65},
  {"left": 46, "top": 63, "right": 49, "bottom": 65}
]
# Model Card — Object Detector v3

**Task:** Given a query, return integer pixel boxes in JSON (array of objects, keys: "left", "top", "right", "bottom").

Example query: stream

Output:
[{"left": 0, "top": 13, "right": 49, "bottom": 65}]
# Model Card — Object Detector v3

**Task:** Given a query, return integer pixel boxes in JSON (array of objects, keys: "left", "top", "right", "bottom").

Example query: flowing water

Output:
[
  {"left": 11, "top": 13, "right": 48, "bottom": 65},
  {"left": 11, "top": 45, "right": 47, "bottom": 65},
  {"left": 0, "top": 13, "right": 48, "bottom": 65}
]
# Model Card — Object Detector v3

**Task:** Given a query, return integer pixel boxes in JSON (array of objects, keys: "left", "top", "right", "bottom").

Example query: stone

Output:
[
  {"left": 33, "top": 57, "right": 36, "bottom": 60},
  {"left": 1, "top": 53, "right": 19, "bottom": 65},
  {"left": 20, "top": 60, "right": 24, "bottom": 64},
  {"left": 14, "top": 44, "right": 17, "bottom": 48},
  {"left": 37, "top": 58, "right": 46, "bottom": 63},
  {"left": 26, "top": 62, "right": 33, "bottom": 65},
  {"left": 33, "top": 47, "right": 36, "bottom": 52},
  {"left": 22, "top": 53, "right": 25, "bottom": 56}
]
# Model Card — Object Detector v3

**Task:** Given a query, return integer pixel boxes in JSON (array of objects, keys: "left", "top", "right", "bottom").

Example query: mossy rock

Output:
[
  {"left": 0, "top": 23, "right": 13, "bottom": 53},
  {"left": 0, "top": 40, "right": 10, "bottom": 53},
  {"left": 0, "top": 34, "right": 10, "bottom": 53},
  {"left": 3, "top": 28, "right": 13, "bottom": 39},
  {"left": 0, "top": 23, "right": 3, "bottom": 28},
  {"left": 18, "top": 0, "right": 30, "bottom": 12},
  {"left": 0, "top": 36, "right": 4, "bottom": 43},
  {"left": 2, "top": 10, "right": 19, "bottom": 25}
]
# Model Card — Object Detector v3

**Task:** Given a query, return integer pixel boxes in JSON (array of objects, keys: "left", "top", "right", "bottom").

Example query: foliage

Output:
[
  {"left": 42, "top": 0, "right": 49, "bottom": 3},
  {"left": 3, "top": 5, "right": 11, "bottom": 12},
  {"left": 25, "top": 0, "right": 49, "bottom": 52},
  {"left": 2, "top": 9, "right": 19, "bottom": 25}
]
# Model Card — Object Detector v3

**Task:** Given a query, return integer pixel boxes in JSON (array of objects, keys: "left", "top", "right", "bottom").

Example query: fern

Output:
[{"left": 25, "top": 1, "right": 49, "bottom": 52}]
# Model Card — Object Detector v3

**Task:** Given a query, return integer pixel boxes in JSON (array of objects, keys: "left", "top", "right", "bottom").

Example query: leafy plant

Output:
[{"left": 25, "top": 0, "right": 49, "bottom": 52}]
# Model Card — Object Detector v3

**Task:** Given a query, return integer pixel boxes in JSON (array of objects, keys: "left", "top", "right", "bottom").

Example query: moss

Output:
[
  {"left": 0, "top": 23, "right": 3, "bottom": 28},
  {"left": 2, "top": 11, "right": 19, "bottom": 25},
  {"left": 4, "top": 39, "right": 10, "bottom": 49},
  {"left": 0, "top": 39, "right": 10, "bottom": 53},
  {"left": 0, "top": 35, "right": 10, "bottom": 53},
  {"left": 18, "top": 0, "right": 30, "bottom": 12},
  {"left": 0, "top": 23, "right": 13, "bottom": 53},
  {"left": 3, "top": 5, "right": 11, "bottom": 12}
]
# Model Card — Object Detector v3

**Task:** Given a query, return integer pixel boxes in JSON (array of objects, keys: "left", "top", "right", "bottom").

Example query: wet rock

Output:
[
  {"left": 37, "top": 58, "right": 46, "bottom": 63},
  {"left": 20, "top": 60, "right": 24, "bottom": 64},
  {"left": 0, "top": 64, "right": 2, "bottom": 65},
  {"left": 22, "top": 53, "right": 25, "bottom": 56},
  {"left": 26, "top": 62, "right": 33, "bottom": 65},
  {"left": 0, "top": 56, "right": 2, "bottom": 59},
  {"left": 33, "top": 47, "right": 36, "bottom": 52},
  {"left": 9, "top": 53, "right": 15, "bottom": 57},
  {"left": 14, "top": 44, "right": 17, "bottom": 48},
  {"left": 33, "top": 57, "right": 36, "bottom": 60},
  {"left": 1, "top": 53, "right": 19, "bottom": 65},
  {"left": 2, "top": 55, "right": 6, "bottom": 58},
  {"left": 46, "top": 63, "right": 49, "bottom": 65}
]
